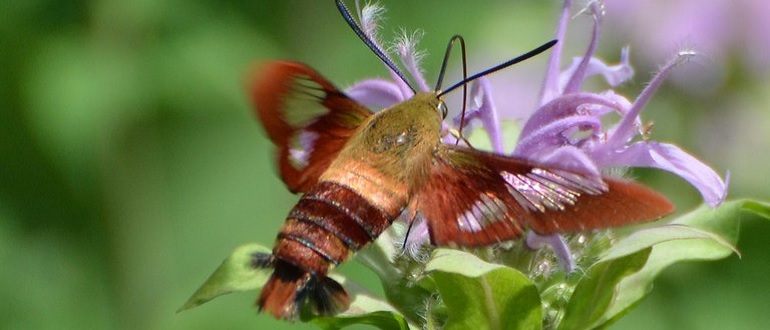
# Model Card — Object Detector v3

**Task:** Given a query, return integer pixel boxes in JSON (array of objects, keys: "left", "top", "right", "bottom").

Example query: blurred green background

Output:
[{"left": 2, "top": 1, "right": 769, "bottom": 329}]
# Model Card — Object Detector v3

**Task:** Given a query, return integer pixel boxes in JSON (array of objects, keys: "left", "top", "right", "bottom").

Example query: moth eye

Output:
[{"left": 437, "top": 101, "right": 448, "bottom": 119}]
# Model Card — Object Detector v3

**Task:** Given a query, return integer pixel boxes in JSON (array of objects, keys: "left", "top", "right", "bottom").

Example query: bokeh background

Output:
[{"left": 2, "top": 1, "right": 769, "bottom": 329}]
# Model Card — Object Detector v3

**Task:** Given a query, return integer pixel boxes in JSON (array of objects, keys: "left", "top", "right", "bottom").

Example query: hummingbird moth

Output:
[{"left": 248, "top": 0, "right": 674, "bottom": 320}]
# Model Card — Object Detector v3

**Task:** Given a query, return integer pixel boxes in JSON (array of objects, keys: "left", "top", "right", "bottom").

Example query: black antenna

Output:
[
  {"left": 434, "top": 35, "right": 470, "bottom": 144},
  {"left": 435, "top": 35, "right": 468, "bottom": 92},
  {"left": 438, "top": 39, "right": 557, "bottom": 97},
  {"left": 336, "top": 0, "right": 417, "bottom": 94}
]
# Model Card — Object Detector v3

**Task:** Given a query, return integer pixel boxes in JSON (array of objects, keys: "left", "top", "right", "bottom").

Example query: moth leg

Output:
[
  {"left": 398, "top": 210, "right": 430, "bottom": 261},
  {"left": 400, "top": 213, "right": 419, "bottom": 253}
]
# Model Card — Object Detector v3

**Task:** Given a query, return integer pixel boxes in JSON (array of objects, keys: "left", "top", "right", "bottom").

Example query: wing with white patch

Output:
[
  {"left": 411, "top": 145, "right": 674, "bottom": 247},
  {"left": 249, "top": 61, "right": 372, "bottom": 193}
]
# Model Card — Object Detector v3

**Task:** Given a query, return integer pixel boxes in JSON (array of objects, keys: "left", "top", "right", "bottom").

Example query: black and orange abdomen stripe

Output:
[{"left": 258, "top": 181, "right": 401, "bottom": 319}]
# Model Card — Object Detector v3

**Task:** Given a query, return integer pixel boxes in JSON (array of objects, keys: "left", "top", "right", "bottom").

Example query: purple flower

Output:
[
  {"left": 605, "top": 0, "right": 770, "bottom": 89},
  {"left": 343, "top": 1, "right": 727, "bottom": 266},
  {"left": 515, "top": 0, "right": 727, "bottom": 206}
]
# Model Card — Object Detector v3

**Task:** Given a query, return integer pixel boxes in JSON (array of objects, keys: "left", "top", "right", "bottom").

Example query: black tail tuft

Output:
[
  {"left": 257, "top": 260, "right": 351, "bottom": 320},
  {"left": 307, "top": 274, "right": 351, "bottom": 316}
]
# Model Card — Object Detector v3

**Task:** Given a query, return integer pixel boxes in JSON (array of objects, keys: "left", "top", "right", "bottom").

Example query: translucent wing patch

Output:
[
  {"left": 413, "top": 146, "right": 674, "bottom": 247},
  {"left": 249, "top": 61, "right": 372, "bottom": 193},
  {"left": 287, "top": 129, "right": 319, "bottom": 170},
  {"left": 501, "top": 168, "right": 607, "bottom": 213}
]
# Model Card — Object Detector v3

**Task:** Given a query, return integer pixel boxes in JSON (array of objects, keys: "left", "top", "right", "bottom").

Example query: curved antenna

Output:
[
  {"left": 336, "top": 0, "right": 416, "bottom": 94},
  {"left": 438, "top": 39, "right": 558, "bottom": 97},
  {"left": 435, "top": 35, "right": 468, "bottom": 92},
  {"left": 434, "top": 35, "right": 470, "bottom": 145}
]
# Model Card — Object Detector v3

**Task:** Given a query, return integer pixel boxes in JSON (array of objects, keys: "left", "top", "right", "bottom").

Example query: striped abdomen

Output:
[{"left": 258, "top": 180, "right": 404, "bottom": 319}]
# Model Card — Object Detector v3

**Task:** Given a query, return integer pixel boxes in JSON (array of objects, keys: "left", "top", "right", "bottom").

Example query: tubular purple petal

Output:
[
  {"left": 539, "top": 0, "right": 573, "bottom": 105},
  {"left": 526, "top": 232, "right": 576, "bottom": 273},
  {"left": 538, "top": 145, "right": 602, "bottom": 177},
  {"left": 562, "top": 2, "right": 603, "bottom": 94},
  {"left": 593, "top": 141, "right": 727, "bottom": 206},
  {"left": 394, "top": 31, "right": 431, "bottom": 93},
  {"left": 473, "top": 79, "right": 504, "bottom": 153},
  {"left": 559, "top": 48, "right": 634, "bottom": 90},
  {"left": 607, "top": 51, "right": 696, "bottom": 150},
  {"left": 346, "top": 79, "right": 407, "bottom": 109},
  {"left": 518, "top": 93, "right": 623, "bottom": 143},
  {"left": 360, "top": 2, "right": 415, "bottom": 97},
  {"left": 515, "top": 114, "right": 601, "bottom": 158},
  {"left": 451, "top": 78, "right": 505, "bottom": 153}
]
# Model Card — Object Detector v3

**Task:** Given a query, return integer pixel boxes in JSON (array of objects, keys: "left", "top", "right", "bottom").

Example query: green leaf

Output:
[
  {"left": 601, "top": 224, "right": 738, "bottom": 263},
  {"left": 590, "top": 199, "right": 770, "bottom": 328},
  {"left": 181, "top": 243, "right": 410, "bottom": 329},
  {"left": 178, "top": 243, "right": 271, "bottom": 312},
  {"left": 742, "top": 200, "right": 770, "bottom": 220},
  {"left": 558, "top": 248, "right": 651, "bottom": 330},
  {"left": 312, "top": 311, "right": 410, "bottom": 330},
  {"left": 380, "top": 278, "right": 434, "bottom": 325},
  {"left": 426, "top": 249, "right": 542, "bottom": 330},
  {"left": 356, "top": 225, "right": 435, "bottom": 324}
]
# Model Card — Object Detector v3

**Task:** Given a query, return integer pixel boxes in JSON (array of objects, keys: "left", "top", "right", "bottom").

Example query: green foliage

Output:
[
  {"left": 426, "top": 249, "right": 542, "bottom": 330},
  {"left": 182, "top": 200, "right": 770, "bottom": 329},
  {"left": 312, "top": 311, "right": 410, "bottom": 330},
  {"left": 179, "top": 244, "right": 272, "bottom": 311},
  {"left": 558, "top": 249, "right": 651, "bottom": 330}
]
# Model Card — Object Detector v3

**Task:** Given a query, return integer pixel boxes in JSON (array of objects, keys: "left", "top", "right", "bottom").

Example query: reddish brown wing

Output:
[
  {"left": 412, "top": 146, "right": 674, "bottom": 247},
  {"left": 248, "top": 61, "right": 372, "bottom": 193}
]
